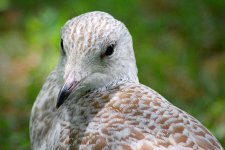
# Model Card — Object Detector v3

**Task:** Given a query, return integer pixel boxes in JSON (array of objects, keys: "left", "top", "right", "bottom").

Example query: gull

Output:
[{"left": 30, "top": 11, "right": 223, "bottom": 150}]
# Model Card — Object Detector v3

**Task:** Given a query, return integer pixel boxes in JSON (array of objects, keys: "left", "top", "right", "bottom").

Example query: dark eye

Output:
[
  {"left": 60, "top": 39, "right": 66, "bottom": 55},
  {"left": 104, "top": 44, "right": 115, "bottom": 56}
]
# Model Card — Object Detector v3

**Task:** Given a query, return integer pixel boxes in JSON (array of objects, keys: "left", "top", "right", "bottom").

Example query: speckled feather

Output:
[{"left": 30, "top": 11, "right": 223, "bottom": 150}]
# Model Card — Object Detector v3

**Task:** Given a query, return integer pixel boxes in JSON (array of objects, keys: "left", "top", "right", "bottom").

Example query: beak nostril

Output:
[{"left": 67, "top": 81, "right": 79, "bottom": 91}]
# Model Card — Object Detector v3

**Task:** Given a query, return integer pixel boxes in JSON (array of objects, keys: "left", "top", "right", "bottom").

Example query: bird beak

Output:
[{"left": 56, "top": 73, "right": 80, "bottom": 109}]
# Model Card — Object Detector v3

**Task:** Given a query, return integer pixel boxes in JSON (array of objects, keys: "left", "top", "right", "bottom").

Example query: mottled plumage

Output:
[{"left": 30, "top": 11, "right": 223, "bottom": 150}]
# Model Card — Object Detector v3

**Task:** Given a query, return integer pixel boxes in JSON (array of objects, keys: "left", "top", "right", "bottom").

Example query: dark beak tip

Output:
[
  {"left": 56, "top": 86, "right": 70, "bottom": 109},
  {"left": 56, "top": 80, "right": 79, "bottom": 109},
  {"left": 55, "top": 103, "right": 60, "bottom": 109}
]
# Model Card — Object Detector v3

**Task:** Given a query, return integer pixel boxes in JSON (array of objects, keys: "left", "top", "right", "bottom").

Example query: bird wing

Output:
[
  {"left": 76, "top": 83, "right": 223, "bottom": 149},
  {"left": 30, "top": 71, "right": 59, "bottom": 149}
]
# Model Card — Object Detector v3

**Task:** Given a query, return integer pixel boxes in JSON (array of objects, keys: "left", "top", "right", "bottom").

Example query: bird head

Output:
[{"left": 56, "top": 11, "right": 138, "bottom": 108}]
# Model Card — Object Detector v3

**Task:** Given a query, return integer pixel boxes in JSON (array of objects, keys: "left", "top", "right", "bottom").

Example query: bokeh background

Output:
[{"left": 0, "top": 0, "right": 224, "bottom": 149}]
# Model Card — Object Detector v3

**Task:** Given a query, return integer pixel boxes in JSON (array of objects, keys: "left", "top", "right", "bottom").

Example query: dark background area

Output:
[{"left": 0, "top": 0, "right": 224, "bottom": 149}]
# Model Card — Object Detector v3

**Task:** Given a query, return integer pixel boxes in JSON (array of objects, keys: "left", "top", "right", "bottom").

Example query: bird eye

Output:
[
  {"left": 60, "top": 39, "right": 66, "bottom": 55},
  {"left": 104, "top": 44, "right": 115, "bottom": 56}
]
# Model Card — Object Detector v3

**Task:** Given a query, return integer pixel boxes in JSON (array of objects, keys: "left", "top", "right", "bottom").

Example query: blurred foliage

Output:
[{"left": 0, "top": 0, "right": 225, "bottom": 149}]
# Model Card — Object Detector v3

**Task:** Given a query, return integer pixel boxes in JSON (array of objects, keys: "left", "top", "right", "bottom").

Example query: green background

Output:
[{"left": 0, "top": 0, "right": 224, "bottom": 149}]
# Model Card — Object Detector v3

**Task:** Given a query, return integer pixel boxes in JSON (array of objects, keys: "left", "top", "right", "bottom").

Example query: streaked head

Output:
[{"left": 56, "top": 11, "right": 138, "bottom": 108}]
